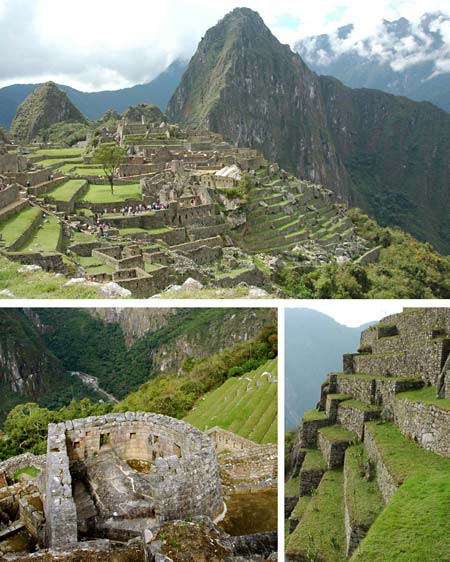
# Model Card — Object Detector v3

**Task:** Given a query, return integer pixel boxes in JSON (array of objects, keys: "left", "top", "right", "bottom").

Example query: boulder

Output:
[
  {"left": 18, "top": 264, "right": 42, "bottom": 273},
  {"left": 181, "top": 278, "right": 204, "bottom": 291},
  {"left": 100, "top": 282, "right": 132, "bottom": 298}
]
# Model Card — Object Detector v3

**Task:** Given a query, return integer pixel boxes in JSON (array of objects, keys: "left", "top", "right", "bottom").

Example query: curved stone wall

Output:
[{"left": 43, "top": 412, "right": 223, "bottom": 548}]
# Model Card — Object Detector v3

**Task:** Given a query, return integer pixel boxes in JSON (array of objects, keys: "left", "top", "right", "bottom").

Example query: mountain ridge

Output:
[
  {"left": 167, "top": 8, "right": 450, "bottom": 253},
  {"left": 0, "top": 60, "right": 187, "bottom": 128}
]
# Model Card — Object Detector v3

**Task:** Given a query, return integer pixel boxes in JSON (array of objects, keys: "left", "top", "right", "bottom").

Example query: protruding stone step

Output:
[
  {"left": 318, "top": 425, "right": 357, "bottom": 469},
  {"left": 298, "top": 410, "right": 331, "bottom": 448},
  {"left": 299, "top": 449, "right": 326, "bottom": 496},
  {"left": 325, "top": 394, "right": 351, "bottom": 421},
  {"left": 337, "top": 400, "right": 381, "bottom": 440},
  {"left": 328, "top": 373, "right": 424, "bottom": 409}
]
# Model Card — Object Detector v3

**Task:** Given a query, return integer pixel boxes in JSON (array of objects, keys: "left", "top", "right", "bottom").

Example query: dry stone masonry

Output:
[
  {"left": 0, "top": 111, "right": 377, "bottom": 297},
  {"left": 286, "top": 307, "right": 450, "bottom": 561}
]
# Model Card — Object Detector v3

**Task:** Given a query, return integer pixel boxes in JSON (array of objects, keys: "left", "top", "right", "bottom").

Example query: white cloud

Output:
[{"left": 0, "top": 0, "right": 449, "bottom": 90}]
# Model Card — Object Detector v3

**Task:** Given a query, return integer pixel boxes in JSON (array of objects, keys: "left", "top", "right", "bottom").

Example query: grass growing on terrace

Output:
[
  {"left": 79, "top": 183, "right": 142, "bottom": 204},
  {"left": 21, "top": 216, "right": 61, "bottom": 252},
  {"left": 119, "top": 227, "right": 171, "bottom": 235},
  {"left": 72, "top": 167, "right": 109, "bottom": 176},
  {"left": 352, "top": 473, "right": 450, "bottom": 562},
  {"left": 301, "top": 449, "right": 327, "bottom": 472},
  {"left": 286, "top": 469, "right": 346, "bottom": 562},
  {"left": 345, "top": 445, "right": 384, "bottom": 530},
  {"left": 365, "top": 422, "right": 450, "bottom": 484},
  {"left": 14, "top": 466, "right": 40, "bottom": 480},
  {"left": 397, "top": 386, "right": 450, "bottom": 411},
  {"left": 0, "top": 206, "right": 41, "bottom": 246},
  {"left": 303, "top": 409, "right": 329, "bottom": 423},
  {"left": 184, "top": 358, "right": 277, "bottom": 444},
  {"left": 319, "top": 425, "right": 357, "bottom": 443},
  {"left": 43, "top": 179, "right": 86, "bottom": 202},
  {"left": 31, "top": 147, "right": 84, "bottom": 157}
]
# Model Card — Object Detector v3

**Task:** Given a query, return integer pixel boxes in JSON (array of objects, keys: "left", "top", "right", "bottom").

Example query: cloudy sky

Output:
[
  {"left": 0, "top": 0, "right": 449, "bottom": 91},
  {"left": 294, "top": 301, "right": 450, "bottom": 327}
]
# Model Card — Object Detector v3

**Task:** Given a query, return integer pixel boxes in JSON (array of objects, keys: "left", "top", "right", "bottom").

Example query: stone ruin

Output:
[
  {"left": 285, "top": 307, "right": 450, "bottom": 561},
  {"left": 0, "top": 114, "right": 378, "bottom": 297},
  {"left": 45, "top": 412, "right": 223, "bottom": 548},
  {"left": 0, "top": 413, "right": 278, "bottom": 561}
]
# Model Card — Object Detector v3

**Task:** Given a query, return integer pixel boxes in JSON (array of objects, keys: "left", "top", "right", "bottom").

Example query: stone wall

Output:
[
  {"left": 347, "top": 337, "right": 450, "bottom": 387},
  {"left": 15, "top": 169, "right": 56, "bottom": 187},
  {"left": 52, "top": 181, "right": 88, "bottom": 214},
  {"left": 206, "top": 427, "right": 259, "bottom": 453},
  {"left": 337, "top": 404, "right": 380, "bottom": 440},
  {"left": 392, "top": 397, "right": 450, "bottom": 458},
  {"left": 0, "top": 453, "right": 46, "bottom": 481},
  {"left": 6, "top": 209, "right": 43, "bottom": 251},
  {"left": 44, "top": 423, "right": 78, "bottom": 549},
  {"left": 0, "top": 184, "right": 19, "bottom": 209},
  {"left": 363, "top": 424, "right": 399, "bottom": 504},
  {"left": 61, "top": 412, "right": 223, "bottom": 523},
  {"left": 28, "top": 177, "right": 66, "bottom": 197},
  {"left": 6, "top": 251, "right": 67, "bottom": 274}
]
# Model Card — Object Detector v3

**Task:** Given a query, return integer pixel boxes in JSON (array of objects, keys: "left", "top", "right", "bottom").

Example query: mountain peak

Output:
[{"left": 10, "top": 82, "right": 87, "bottom": 141}]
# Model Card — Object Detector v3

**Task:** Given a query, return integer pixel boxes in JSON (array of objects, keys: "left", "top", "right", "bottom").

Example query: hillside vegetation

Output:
[{"left": 185, "top": 358, "right": 277, "bottom": 444}]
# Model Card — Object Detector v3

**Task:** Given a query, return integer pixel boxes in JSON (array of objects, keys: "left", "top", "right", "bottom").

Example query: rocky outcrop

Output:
[
  {"left": 10, "top": 82, "right": 87, "bottom": 142},
  {"left": 89, "top": 308, "right": 176, "bottom": 347},
  {"left": 168, "top": 8, "right": 450, "bottom": 253},
  {"left": 152, "top": 309, "right": 276, "bottom": 374},
  {"left": 0, "top": 310, "right": 63, "bottom": 415}
]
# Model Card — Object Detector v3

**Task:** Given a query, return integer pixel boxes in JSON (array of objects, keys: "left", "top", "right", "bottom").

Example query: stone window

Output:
[
  {"left": 174, "top": 444, "right": 182, "bottom": 458},
  {"left": 73, "top": 441, "right": 81, "bottom": 449},
  {"left": 86, "top": 431, "right": 91, "bottom": 437},
  {"left": 130, "top": 433, "right": 137, "bottom": 440},
  {"left": 100, "top": 433, "right": 110, "bottom": 448}
]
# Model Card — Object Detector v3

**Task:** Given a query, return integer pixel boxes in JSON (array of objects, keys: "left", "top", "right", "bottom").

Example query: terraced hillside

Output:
[
  {"left": 2, "top": 115, "right": 450, "bottom": 299},
  {"left": 185, "top": 358, "right": 278, "bottom": 444},
  {"left": 285, "top": 308, "right": 450, "bottom": 562}
]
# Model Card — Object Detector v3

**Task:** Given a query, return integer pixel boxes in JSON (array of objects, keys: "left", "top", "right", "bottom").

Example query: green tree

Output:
[{"left": 93, "top": 144, "right": 127, "bottom": 194}]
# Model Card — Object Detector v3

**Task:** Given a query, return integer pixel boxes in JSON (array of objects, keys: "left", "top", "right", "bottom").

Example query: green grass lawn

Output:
[
  {"left": 14, "top": 466, "right": 40, "bottom": 480},
  {"left": 286, "top": 469, "right": 346, "bottom": 562},
  {"left": 302, "top": 449, "right": 327, "bottom": 472},
  {"left": 303, "top": 409, "right": 329, "bottom": 422},
  {"left": 72, "top": 167, "right": 108, "bottom": 176},
  {"left": 119, "top": 227, "right": 171, "bottom": 235},
  {"left": 365, "top": 422, "right": 450, "bottom": 484},
  {"left": 32, "top": 147, "right": 84, "bottom": 157},
  {"left": 397, "top": 386, "right": 450, "bottom": 411},
  {"left": 285, "top": 476, "right": 300, "bottom": 498},
  {"left": 80, "top": 183, "right": 142, "bottom": 204},
  {"left": 43, "top": 179, "right": 86, "bottom": 202},
  {"left": 352, "top": 473, "right": 450, "bottom": 562},
  {"left": 319, "top": 425, "right": 357, "bottom": 443},
  {"left": 21, "top": 216, "right": 61, "bottom": 252},
  {"left": 184, "top": 358, "right": 277, "bottom": 444},
  {"left": 345, "top": 445, "right": 384, "bottom": 531},
  {"left": 290, "top": 495, "right": 312, "bottom": 521},
  {"left": 0, "top": 206, "right": 41, "bottom": 246}
]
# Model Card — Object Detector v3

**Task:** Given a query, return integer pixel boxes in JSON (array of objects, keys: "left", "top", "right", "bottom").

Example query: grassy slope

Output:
[
  {"left": 0, "top": 254, "right": 99, "bottom": 298},
  {"left": 286, "top": 469, "right": 346, "bottom": 562},
  {"left": 350, "top": 422, "right": 450, "bottom": 562},
  {"left": 79, "top": 183, "right": 142, "bottom": 203},
  {"left": 21, "top": 215, "right": 61, "bottom": 252},
  {"left": 184, "top": 358, "right": 277, "bottom": 444},
  {"left": 43, "top": 179, "right": 86, "bottom": 202},
  {"left": 0, "top": 207, "right": 40, "bottom": 246}
]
